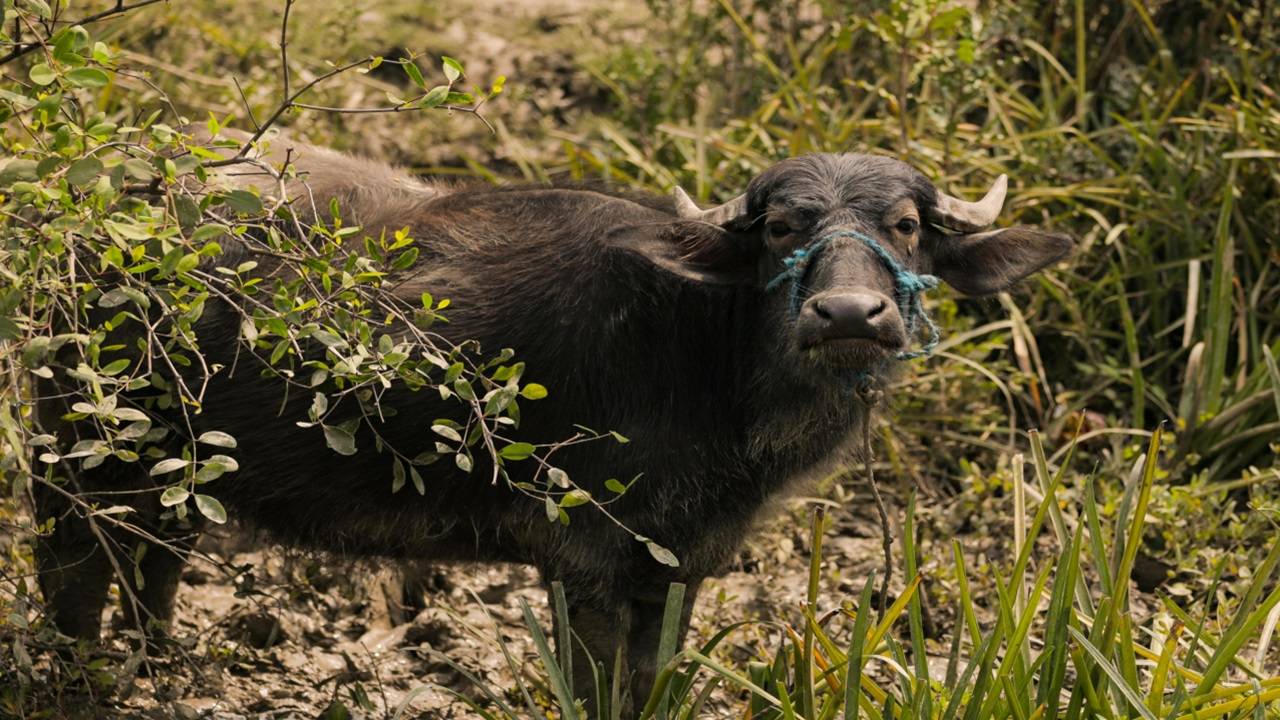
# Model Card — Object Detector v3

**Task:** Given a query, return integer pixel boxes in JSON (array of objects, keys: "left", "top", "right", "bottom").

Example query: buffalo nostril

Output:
[{"left": 802, "top": 292, "right": 897, "bottom": 344}]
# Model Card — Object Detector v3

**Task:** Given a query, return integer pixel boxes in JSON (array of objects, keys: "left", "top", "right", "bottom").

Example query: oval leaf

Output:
[
  {"left": 196, "top": 430, "right": 237, "bottom": 448},
  {"left": 559, "top": 489, "right": 591, "bottom": 508},
  {"left": 193, "top": 494, "right": 227, "bottom": 524},
  {"left": 149, "top": 458, "right": 189, "bottom": 476},
  {"left": 520, "top": 383, "right": 548, "bottom": 400},
  {"left": 645, "top": 541, "right": 680, "bottom": 568},
  {"left": 159, "top": 486, "right": 189, "bottom": 507},
  {"left": 499, "top": 442, "right": 536, "bottom": 461},
  {"left": 322, "top": 425, "right": 357, "bottom": 456},
  {"left": 65, "top": 67, "right": 110, "bottom": 88}
]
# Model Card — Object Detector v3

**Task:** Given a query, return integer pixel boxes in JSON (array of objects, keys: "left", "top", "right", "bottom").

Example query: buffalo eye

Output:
[
  {"left": 895, "top": 218, "right": 919, "bottom": 235},
  {"left": 767, "top": 221, "right": 793, "bottom": 240}
]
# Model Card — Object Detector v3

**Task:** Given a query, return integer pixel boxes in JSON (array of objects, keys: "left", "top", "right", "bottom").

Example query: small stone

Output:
[
  {"left": 405, "top": 616, "right": 455, "bottom": 650},
  {"left": 352, "top": 623, "right": 410, "bottom": 654},
  {"left": 233, "top": 610, "right": 286, "bottom": 649}
]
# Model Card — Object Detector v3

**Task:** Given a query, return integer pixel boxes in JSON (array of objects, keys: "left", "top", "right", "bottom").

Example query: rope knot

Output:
[{"left": 895, "top": 272, "right": 937, "bottom": 297}]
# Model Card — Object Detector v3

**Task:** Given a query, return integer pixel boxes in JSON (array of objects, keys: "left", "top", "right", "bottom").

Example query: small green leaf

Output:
[
  {"left": 194, "top": 463, "right": 226, "bottom": 483},
  {"left": 29, "top": 64, "right": 56, "bottom": 86},
  {"left": 112, "top": 408, "right": 148, "bottom": 422},
  {"left": 391, "top": 458, "right": 406, "bottom": 493},
  {"left": 418, "top": 85, "right": 449, "bottom": 108},
  {"left": 65, "top": 68, "right": 110, "bottom": 88},
  {"left": 100, "top": 358, "right": 130, "bottom": 376},
  {"left": 66, "top": 156, "right": 103, "bottom": 186},
  {"left": 194, "top": 494, "right": 227, "bottom": 524},
  {"left": 159, "top": 486, "right": 189, "bottom": 507},
  {"left": 559, "top": 489, "right": 591, "bottom": 508},
  {"left": 196, "top": 431, "right": 237, "bottom": 448},
  {"left": 452, "top": 379, "right": 475, "bottom": 400},
  {"left": 431, "top": 423, "right": 461, "bottom": 442},
  {"left": 149, "top": 458, "right": 189, "bottom": 476},
  {"left": 645, "top": 541, "right": 680, "bottom": 568},
  {"left": 402, "top": 60, "right": 426, "bottom": 89},
  {"left": 520, "top": 383, "right": 548, "bottom": 400},
  {"left": 323, "top": 425, "right": 357, "bottom": 456},
  {"left": 548, "top": 467, "right": 570, "bottom": 488},
  {"left": 441, "top": 56, "right": 463, "bottom": 83},
  {"left": 499, "top": 442, "right": 535, "bottom": 460},
  {"left": 0, "top": 160, "right": 39, "bottom": 186},
  {"left": 311, "top": 330, "right": 347, "bottom": 349},
  {"left": 224, "top": 189, "right": 262, "bottom": 214},
  {"left": 455, "top": 452, "right": 472, "bottom": 473},
  {"left": 206, "top": 455, "right": 239, "bottom": 473},
  {"left": 410, "top": 466, "right": 425, "bottom": 495},
  {"left": 310, "top": 393, "right": 329, "bottom": 420},
  {"left": 391, "top": 247, "right": 419, "bottom": 271},
  {"left": 605, "top": 478, "right": 628, "bottom": 495}
]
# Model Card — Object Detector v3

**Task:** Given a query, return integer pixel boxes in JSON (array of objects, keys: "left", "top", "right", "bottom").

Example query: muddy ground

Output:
[{"left": 84, "top": 483, "right": 901, "bottom": 719}]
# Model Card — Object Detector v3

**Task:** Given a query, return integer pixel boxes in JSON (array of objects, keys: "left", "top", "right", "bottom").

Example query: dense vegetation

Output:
[{"left": 0, "top": 0, "right": 1276, "bottom": 718}]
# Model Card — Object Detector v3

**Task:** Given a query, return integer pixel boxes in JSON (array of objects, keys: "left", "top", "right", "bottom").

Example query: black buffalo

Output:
[{"left": 34, "top": 133, "right": 1071, "bottom": 711}]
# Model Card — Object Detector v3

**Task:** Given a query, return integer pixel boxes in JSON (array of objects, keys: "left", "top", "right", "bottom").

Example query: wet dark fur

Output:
[{"left": 33, "top": 143, "right": 1072, "bottom": 712}]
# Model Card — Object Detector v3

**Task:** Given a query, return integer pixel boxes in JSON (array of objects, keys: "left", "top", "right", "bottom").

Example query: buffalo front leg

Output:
[
  {"left": 33, "top": 482, "right": 116, "bottom": 641},
  {"left": 544, "top": 576, "right": 633, "bottom": 717},
  {"left": 120, "top": 516, "right": 203, "bottom": 643},
  {"left": 626, "top": 578, "right": 703, "bottom": 710}
]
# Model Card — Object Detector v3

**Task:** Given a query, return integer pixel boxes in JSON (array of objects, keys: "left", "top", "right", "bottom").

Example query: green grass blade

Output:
[
  {"left": 844, "top": 575, "right": 876, "bottom": 720},
  {"left": 903, "top": 492, "right": 932, "bottom": 719},
  {"left": 952, "top": 541, "right": 983, "bottom": 648},
  {"left": 1069, "top": 627, "right": 1159, "bottom": 720},
  {"left": 802, "top": 506, "right": 826, "bottom": 718},
  {"left": 655, "top": 582, "right": 687, "bottom": 720},
  {"left": 1193, "top": 575, "right": 1280, "bottom": 695},
  {"left": 520, "top": 597, "right": 580, "bottom": 720},
  {"left": 552, "top": 581, "right": 574, "bottom": 700},
  {"left": 1037, "top": 525, "right": 1083, "bottom": 716}
]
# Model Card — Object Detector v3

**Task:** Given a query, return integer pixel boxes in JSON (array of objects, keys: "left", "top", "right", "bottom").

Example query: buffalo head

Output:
[{"left": 624, "top": 153, "right": 1072, "bottom": 374}]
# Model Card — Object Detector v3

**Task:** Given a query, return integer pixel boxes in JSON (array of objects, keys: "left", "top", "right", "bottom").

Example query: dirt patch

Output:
[{"left": 80, "top": 486, "right": 899, "bottom": 719}]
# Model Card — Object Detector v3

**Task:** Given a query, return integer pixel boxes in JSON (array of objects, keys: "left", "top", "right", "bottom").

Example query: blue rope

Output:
[{"left": 767, "top": 230, "right": 940, "bottom": 362}]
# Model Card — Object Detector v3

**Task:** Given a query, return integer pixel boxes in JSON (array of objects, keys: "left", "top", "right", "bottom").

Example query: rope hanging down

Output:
[{"left": 765, "top": 230, "right": 941, "bottom": 361}]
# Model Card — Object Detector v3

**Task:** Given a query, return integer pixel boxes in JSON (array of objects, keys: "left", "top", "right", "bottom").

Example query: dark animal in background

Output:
[{"left": 34, "top": 131, "right": 1072, "bottom": 711}]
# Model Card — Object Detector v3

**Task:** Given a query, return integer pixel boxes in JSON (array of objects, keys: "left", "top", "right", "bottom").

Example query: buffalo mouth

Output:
[{"left": 800, "top": 336, "right": 901, "bottom": 369}]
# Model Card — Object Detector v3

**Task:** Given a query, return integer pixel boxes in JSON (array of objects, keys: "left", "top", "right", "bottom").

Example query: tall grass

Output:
[{"left": 420, "top": 428, "right": 1280, "bottom": 718}]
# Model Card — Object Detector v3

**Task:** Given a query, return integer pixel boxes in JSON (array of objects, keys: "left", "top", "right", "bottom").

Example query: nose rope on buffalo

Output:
[{"left": 765, "top": 229, "right": 941, "bottom": 361}]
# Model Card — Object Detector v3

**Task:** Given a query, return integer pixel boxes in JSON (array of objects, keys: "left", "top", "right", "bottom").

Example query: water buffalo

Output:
[{"left": 33, "top": 131, "right": 1071, "bottom": 712}]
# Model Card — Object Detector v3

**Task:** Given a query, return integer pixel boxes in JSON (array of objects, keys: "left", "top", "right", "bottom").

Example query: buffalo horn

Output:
[
  {"left": 930, "top": 174, "right": 1008, "bottom": 232},
  {"left": 673, "top": 187, "right": 748, "bottom": 226}
]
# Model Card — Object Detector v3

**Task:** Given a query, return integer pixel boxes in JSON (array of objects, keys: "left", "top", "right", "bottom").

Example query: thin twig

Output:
[
  {"left": 0, "top": 0, "right": 167, "bottom": 65},
  {"left": 279, "top": 0, "right": 294, "bottom": 99},
  {"left": 291, "top": 100, "right": 496, "bottom": 133},
  {"left": 232, "top": 76, "right": 261, "bottom": 132},
  {"left": 859, "top": 397, "right": 894, "bottom": 621}
]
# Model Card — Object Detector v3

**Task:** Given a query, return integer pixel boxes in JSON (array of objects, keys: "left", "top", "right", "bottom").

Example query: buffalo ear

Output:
[
  {"left": 610, "top": 221, "right": 758, "bottom": 285},
  {"left": 929, "top": 226, "right": 1073, "bottom": 296}
]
